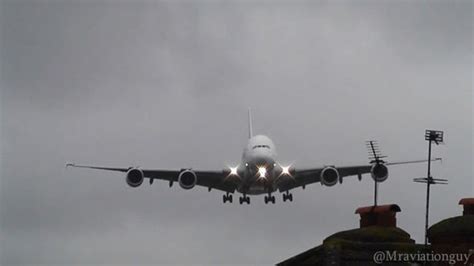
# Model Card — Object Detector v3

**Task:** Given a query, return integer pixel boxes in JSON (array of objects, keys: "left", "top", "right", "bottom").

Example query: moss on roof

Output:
[
  {"left": 428, "top": 215, "right": 474, "bottom": 239},
  {"left": 278, "top": 226, "right": 423, "bottom": 266},
  {"left": 324, "top": 226, "right": 414, "bottom": 244}
]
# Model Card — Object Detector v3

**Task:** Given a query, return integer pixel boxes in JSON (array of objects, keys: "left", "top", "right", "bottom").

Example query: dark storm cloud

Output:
[{"left": 1, "top": 0, "right": 472, "bottom": 264}]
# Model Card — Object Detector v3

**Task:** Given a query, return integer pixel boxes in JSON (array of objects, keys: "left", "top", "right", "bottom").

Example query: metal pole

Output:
[
  {"left": 424, "top": 140, "right": 432, "bottom": 246},
  {"left": 374, "top": 181, "right": 378, "bottom": 206}
]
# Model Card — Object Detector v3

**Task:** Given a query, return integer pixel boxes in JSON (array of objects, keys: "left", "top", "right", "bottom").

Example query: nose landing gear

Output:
[
  {"left": 239, "top": 195, "right": 250, "bottom": 204},
  {"left": 282, "top": 191, "right": 293, "bottom": 202}
]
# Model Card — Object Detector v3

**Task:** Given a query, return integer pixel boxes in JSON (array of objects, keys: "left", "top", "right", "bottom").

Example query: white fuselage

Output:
[{"left": 237, "top": 135, "right": 279, "bottom": 195}]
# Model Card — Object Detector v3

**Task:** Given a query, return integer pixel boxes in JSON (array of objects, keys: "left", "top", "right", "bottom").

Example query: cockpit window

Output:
[{"left": 252, "top": 145, "right": 270, "bottom": 150}]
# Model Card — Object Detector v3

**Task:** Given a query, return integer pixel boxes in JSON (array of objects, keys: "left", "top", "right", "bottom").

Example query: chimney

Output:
[
  {"left": 459, "top": 198, "right": 474, "bottom": 216},
  {"left": 355, "top": 204, "right": 401, "bottom": 228}
]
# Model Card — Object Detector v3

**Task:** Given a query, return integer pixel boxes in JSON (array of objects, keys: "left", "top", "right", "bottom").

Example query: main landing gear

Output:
[
  {"left": 239, "top": 195, "right": 250, "bottom": 204},
  {"left": 282, "top": 191, "right": 293, "bottom": 202},
  {"left": 223, "top": 193, "right": 233, "bottom": 203},
  {"left": 223, "top": 192, "right": 249, "bottom": 204},
  {"left": 264, "top": 193, "right": 276, "bottom": 204}
]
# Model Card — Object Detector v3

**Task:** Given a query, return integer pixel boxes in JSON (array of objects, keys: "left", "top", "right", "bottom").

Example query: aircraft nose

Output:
[{"left": 255, "top": 157, "right": 274, "bottom": 168}]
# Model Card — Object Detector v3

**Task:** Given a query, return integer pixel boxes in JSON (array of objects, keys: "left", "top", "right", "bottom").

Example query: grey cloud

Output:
[{"left": 1, "top": 0, "right": 472, "bottom": 265}]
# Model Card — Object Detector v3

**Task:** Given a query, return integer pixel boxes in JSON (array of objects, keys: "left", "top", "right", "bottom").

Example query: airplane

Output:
[{"left": 66, "top": 109, "right": 440, "bottom": 204}]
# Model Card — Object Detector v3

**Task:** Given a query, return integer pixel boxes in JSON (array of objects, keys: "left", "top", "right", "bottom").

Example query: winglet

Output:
[{"left": 248, "top": 108, "right": 253, "bottom": 139}]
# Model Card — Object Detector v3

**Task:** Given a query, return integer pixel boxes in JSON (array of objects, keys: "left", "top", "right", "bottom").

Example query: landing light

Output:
[
  {"left": 258, "top": 167, "right": 267, "bottom": 178},
  {"left": 230, "top": 166, "right": 238, "bottom": 176},
  {"left": 282, "top": 166, "right": 291, "bottom": 175}
]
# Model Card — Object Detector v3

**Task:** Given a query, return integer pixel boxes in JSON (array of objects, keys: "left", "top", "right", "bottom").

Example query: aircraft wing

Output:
[
  {"left": 66, "top": 163, "right": 239, "bottom": 193},
  {"left": 277, "top": 158, "right": 441, "bottom": 192},
  {"left": 277, "top": 165, "right": 371, "bottom": 192}
]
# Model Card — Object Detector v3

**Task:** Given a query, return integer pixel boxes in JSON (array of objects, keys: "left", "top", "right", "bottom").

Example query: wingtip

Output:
[{"left": 65, "top": 162, "right": 75, "bottom": 168}]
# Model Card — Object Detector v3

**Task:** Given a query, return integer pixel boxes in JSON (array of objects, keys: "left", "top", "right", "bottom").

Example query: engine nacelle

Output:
[
  {"left": 371, "top": 163, "right": 388, "bottom": 182},
  {"left": 126, "top": 168, "right": 144, "bottom": 187},
  {"left": 320, "top": 167, "right": 339, "bottom": 186},
  {"left": 178, "top": 169, "right": 197, "bottom": 189}
]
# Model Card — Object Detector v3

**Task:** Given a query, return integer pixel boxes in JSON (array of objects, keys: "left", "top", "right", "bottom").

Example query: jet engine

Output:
[
  {"left": 178, "top": 169, "right": 197, "bottom": 189},
  {"left": 320, "top": 167, "right": 339, "bottom": 186},
  {"left": 371, "top": 163, "right": 388, "bottom": 182},
  {"left": 126, "top": 168, "right": 144, "bottom": 187}
]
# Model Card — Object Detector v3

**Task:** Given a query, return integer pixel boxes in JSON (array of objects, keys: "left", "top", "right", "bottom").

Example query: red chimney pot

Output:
[
  {"left": 458, "top": 198, "right": 474, "bottom": 215},
  {"left": 355, "top": 204, "right": 401, "bottom": 228}
]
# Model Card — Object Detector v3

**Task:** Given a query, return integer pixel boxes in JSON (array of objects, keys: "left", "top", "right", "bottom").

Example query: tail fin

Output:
[{"left": 248, "top": 108, "right": 253, "bottom": 139}]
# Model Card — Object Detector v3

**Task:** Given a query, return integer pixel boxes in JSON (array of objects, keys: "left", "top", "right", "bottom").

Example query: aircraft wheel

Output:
[
  {"left": 239, "top": 197, "right": 243, "bottom": 205},
  {"left": 283, "top": 194, "right": 287, "bottom": 202},
  {"left": 229, "top": 195, "right": 233, "bottom": 203},
  {"left": 271, "top": 196, "right": 276, "bottom": 204},
  {"left": 245, "top": 196, "right": 250, "bottom": 204},
  {"left": 223, "top": 195, "right": 227, "bottom": 203},
  {"left": 289, "top": 194, "right": 293, "bottom": 202}
]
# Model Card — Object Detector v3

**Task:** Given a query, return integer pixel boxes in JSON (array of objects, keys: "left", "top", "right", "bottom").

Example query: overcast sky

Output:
[{"left": 1, "top": 0, "right": 472, "bottom": 265}]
